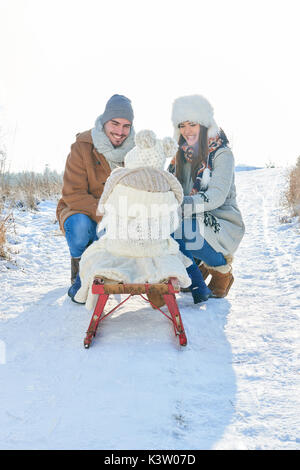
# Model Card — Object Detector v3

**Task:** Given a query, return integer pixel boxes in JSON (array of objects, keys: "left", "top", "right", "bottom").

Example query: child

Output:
[{"left": 73, "top": 130, "right": 197, "bottom": 310}]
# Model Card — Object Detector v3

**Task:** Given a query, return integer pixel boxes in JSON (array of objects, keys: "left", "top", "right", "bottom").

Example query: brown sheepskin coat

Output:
[{"left": 56, "top": 130, "right": 112, "bottom": 233}]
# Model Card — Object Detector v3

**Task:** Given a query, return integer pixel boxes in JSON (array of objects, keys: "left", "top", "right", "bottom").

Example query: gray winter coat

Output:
[{"left": 181, "top": 147, "right": 245, "bottom": 256}]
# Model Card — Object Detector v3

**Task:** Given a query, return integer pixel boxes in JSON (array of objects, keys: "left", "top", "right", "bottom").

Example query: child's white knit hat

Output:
[
  {"left": 124, "top": 130, "right": 178, "bottom": 170},
  {"left": 171, "top": 94, "right": 219, "bottom": 141}
]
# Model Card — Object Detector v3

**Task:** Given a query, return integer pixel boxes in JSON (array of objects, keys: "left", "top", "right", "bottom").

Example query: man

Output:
[{"left": 56, "top": 94, "right": 135, "bottom": 301}]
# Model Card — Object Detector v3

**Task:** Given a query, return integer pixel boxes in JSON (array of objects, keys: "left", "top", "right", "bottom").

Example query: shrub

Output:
[
  {"left": 1, "top": 167, "right": 63, "bottom": 210},
  {"left": 0, "top": 142, "right": 9, "bottom": 258},
  {"left": 284, "top": 156, "right": 300, "bottom": 218},
  {"left": 0, "top": 210, "right": 14, "bottom": 259}
]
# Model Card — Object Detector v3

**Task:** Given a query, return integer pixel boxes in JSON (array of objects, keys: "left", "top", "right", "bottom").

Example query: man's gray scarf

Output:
[{"left": 91, "top": 115, "right": 135, "bottom": 169}]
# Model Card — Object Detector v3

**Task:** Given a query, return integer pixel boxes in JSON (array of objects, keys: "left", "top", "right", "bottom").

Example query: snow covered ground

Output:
[{"left": 0, "top": 168, "right": 299, "bottom": 450}]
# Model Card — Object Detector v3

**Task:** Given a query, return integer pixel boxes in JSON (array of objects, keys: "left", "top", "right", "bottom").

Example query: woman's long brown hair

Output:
[{"left": 175, "top": 125, "right": 208, "bottom": 185}]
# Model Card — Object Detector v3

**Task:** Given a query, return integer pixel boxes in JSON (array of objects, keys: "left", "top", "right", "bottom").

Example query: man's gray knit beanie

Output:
[{"left": 100, "top": 94, "right": 134, "bottom": 125}]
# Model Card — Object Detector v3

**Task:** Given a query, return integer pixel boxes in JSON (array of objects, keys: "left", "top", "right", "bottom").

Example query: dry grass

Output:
[
  {"left": 14, "top": 171, "right": 62, "bottom": 210},
  {"left": 0, "top": 209, "right": 14, "bottom": 259},
  {"left": 0, "top": 152, "right": 9, "bottom": 258},
  {"left": 284, "top": 156, "right": 300, "bottom": 218},
  {"left": 0, "top": 165, "right": 62, "bottom": 259},
  {"left": 1, "top": 169, "right": 63, "bottom": 208},
  {"left": 0, "top": 220, "right": 6, "bottom": 258}
]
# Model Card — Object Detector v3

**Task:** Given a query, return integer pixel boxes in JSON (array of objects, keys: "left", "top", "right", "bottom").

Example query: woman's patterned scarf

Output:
[
  {"left": 181, "top": 133, "right": 227, "bottom": 194},
  {"left": 167, "top": 133, "right": 228, "bottom": 234}
]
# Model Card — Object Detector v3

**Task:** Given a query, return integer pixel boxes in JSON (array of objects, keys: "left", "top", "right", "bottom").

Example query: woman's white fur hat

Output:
[
  {"left": 124, "top": 130, "right": 178, "bottom": 170},
  {"left": 171, "top": 94, "right": 219, "bottom": 141}
]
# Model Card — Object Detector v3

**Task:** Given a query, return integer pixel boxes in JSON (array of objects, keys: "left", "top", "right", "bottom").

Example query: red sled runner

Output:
[{"left": 84, "top": 277, "right": 187, "bottom": 349}]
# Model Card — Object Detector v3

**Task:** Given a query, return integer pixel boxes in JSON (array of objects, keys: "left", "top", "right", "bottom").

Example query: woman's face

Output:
[{"left": 179, "top": 121, "right": 200, "bottom": 146}]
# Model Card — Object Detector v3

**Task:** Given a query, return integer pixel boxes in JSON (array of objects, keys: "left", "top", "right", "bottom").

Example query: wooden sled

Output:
[{"left": 84, "top": 277, "right": 187, "bottom": 349}]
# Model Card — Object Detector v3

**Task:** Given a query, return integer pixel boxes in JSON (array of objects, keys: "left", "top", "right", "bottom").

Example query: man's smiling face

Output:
[{"left": 104, "top": 118, "right": 132, "bottom": 147}]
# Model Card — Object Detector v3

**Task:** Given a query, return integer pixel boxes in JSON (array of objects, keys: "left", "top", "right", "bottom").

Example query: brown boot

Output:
[
  {"left": 207, "top": 270, "right": 234, "bottom": 298},
  {"left": 71, "top": 257, "right": 81, "bottom": 285},
  {"left": 205, "top": 255, "right": 234, "bottom": 298}
]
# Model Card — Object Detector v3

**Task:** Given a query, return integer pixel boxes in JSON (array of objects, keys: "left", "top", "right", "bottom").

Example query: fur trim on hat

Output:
[{"left": 171, "top": 94, "right": 219, "bottom": 141}]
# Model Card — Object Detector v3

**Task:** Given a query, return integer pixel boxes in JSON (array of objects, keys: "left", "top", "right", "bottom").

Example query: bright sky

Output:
[{"left": 0, "top": 0, "right": 299, "bottom": 173}]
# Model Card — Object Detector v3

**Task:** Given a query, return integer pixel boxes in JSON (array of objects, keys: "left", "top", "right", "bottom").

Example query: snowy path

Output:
[{"left": 0, "top": 169, "right": 299, "bottom": 450}]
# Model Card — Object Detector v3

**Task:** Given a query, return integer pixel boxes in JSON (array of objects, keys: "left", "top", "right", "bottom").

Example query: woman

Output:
[{"left": 169, "top": 94, "right": 245, "bottom": 303}]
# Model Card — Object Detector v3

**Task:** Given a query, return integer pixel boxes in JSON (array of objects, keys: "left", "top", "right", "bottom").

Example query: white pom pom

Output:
[
  {"left": 162, "top": 137, "right": 178, "bottom": 158},
  {"left": 135, "top": 130, "right": 156, "bottom": 149}
]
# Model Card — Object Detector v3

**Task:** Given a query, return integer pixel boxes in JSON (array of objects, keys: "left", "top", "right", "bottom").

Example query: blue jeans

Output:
[
  {"left": 64, "top": 214, "right": 98, "bottom": 258},
  {"left": 172, "top": 217, "right": 226, "bottom": 267}
]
